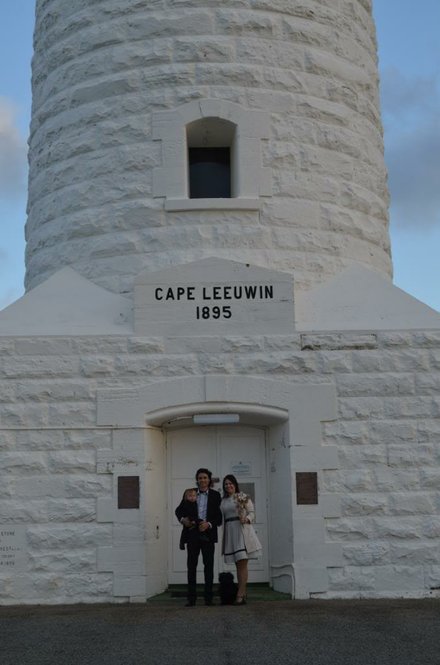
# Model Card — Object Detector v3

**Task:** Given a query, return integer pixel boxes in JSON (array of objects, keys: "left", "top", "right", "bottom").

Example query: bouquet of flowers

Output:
[{"left": 235, "top": 492, "right": 249, "bottom": 523}]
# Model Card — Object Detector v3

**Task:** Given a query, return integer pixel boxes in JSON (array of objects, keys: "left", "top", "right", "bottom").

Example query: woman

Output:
[{"left": 221, "top": 474, "right": 262, "bottom": 605}]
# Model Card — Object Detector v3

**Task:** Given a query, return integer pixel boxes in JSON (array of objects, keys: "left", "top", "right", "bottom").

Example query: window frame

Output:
[{"left": 152, "top": 99, "right": 271, "bottom": 211}]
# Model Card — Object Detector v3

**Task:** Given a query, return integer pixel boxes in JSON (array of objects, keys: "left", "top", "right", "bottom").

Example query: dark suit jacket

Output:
[{"left": 175, "top": 488, "right": 222, "bottom": 543}]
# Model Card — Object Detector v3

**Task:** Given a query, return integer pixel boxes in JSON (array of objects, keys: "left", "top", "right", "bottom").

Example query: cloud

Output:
[
  {"left": 381, "top": 67, "right": 437, "bottom": 119},
  {"left": 0, "top": 98, "right": 27, "bottom": 201},
  {"left": 386, "top": 120, "right": 440, "bottom": 229},
  {"left": 380, "top": 68, "right": 440, "bottom": 229}
]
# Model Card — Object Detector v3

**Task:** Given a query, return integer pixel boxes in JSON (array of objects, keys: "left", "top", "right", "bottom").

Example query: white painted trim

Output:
[
  {"left": 96, "top": 375, "right": 341, "bottom": 600},
  {"left": 153, "top": 99, "right": 272, "bottom": 207},
  {"left": 97, "top": 375, "right": 336, "bottom": 427},
  {"left": 164, "top": 197, "right": 261, "bottom": 211},
  {"left": 146, "top": 401, "right": 288, "bottom": 426}
]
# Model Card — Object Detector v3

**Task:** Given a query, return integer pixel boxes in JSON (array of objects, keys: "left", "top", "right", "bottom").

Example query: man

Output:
[{"left": 175, "top": 468, "right": 222, "bottom": 606}]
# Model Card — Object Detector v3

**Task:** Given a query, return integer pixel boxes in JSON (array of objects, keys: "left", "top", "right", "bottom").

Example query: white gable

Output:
[
  {"left": 296, "top": 264, "right": 440, "bottom": 331},
  {"left": 0, "top": 268, "right": 132, "bottom": 336}
]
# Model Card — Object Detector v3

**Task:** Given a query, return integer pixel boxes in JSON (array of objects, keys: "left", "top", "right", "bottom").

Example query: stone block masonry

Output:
[
  {"left": 1, "top": 328, "right": 440, "bottom": 602},
  {"left": 26, "top": 0, "right": 391, "bottom": 295},
  {"left": 12, "top": 0, "right": 429, "bottom": 606}
]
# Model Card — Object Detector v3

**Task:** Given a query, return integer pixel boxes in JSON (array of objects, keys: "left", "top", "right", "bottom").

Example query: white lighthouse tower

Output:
[
  {"left": 26, "top": 0, "right": 392, "bottom": 295},
  {"left": 1, "top": 1, "right": 440, "bottom": 605}
]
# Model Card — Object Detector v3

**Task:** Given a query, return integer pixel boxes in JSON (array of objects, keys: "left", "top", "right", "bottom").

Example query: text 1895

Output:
[{"left": 196, "top": 305, "right": 232, "bottom": 320}]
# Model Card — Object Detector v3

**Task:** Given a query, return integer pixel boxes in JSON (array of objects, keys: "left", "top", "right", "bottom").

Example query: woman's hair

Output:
[{"left": 222, "top": 474, "right": 240, "bottom": 497}]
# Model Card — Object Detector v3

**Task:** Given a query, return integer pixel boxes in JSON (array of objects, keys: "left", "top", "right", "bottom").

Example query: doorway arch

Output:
[{"left": 96, "top": 375, "right": 340, "bottom": 600}]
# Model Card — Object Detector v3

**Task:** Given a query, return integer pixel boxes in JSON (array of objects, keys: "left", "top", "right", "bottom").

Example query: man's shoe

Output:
[
  {"left": 185, "top": 600, "right": 196, "bottom": 607},
  {"left": 205, "top": 599, "right": 215, "bottom": 606}
]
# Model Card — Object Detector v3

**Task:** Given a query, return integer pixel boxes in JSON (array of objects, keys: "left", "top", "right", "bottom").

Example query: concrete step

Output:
[{"left": 149, "top": 583, "right": 290, "bottom": 603}]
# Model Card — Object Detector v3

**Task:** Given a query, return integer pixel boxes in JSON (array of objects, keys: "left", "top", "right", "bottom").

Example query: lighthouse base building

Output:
[
  {"left": 1, "top": 258, "right": 440, "bottom": 604},
  {"left": 2, "top": 0, "right": 440, "bottom": 604}
]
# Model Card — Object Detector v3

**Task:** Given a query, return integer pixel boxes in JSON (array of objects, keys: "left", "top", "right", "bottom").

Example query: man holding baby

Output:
[{"left": 175, "top": 467, "right": 222, "bottom": 606}]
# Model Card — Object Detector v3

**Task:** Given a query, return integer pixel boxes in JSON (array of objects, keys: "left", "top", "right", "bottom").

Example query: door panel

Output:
[
  {"left": 168, "top": 428, "right": 217, "bottom": 479},
  {"left": 168, "top": 428, "right": 217, "bottom": 579},
  {"left": 167, "top": 425, "right": 269, "bottom": 584},
  {"left": 217, "top": 428, "right": 268, "bottom": 580}
]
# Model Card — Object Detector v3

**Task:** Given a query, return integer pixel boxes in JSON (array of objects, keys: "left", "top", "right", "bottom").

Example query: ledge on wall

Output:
[
  {"left": 295, "top": 264, "right": 440, "bottom": 331},
  {"left": 0, "top": 267, "right": 132, "bottom": 336},
  {"left": 164, "top": 197, "right": 261, "bottom": 211}
]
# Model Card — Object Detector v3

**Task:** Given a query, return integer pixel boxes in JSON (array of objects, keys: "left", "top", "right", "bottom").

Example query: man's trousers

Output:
[{"left": 186, "top": 539, "right": 215, "bottom": 603}]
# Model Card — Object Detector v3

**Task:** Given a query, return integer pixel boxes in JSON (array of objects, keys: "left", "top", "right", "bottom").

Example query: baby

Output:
[{"left": 178, "top": 488, "right": 199, "bottom": 550}]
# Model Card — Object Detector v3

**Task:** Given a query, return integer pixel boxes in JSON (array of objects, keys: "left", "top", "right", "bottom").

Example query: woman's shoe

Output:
[{"left": 234, "top": 595, "right": 246, "bottom": 605}]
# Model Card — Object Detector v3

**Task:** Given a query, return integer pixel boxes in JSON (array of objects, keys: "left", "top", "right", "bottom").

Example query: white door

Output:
[{"left": 167, "top": 425, "right": 268, "bottom": 585}]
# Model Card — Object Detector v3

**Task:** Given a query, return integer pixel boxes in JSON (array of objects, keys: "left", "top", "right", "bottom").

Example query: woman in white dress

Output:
[{"left": 221, "top": 474, "right": 262, "bottom": 605}]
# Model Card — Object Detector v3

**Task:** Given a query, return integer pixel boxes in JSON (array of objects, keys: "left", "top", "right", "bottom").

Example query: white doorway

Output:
[{"left": 167, "top": 425, "right": 269, "bottom": 585}]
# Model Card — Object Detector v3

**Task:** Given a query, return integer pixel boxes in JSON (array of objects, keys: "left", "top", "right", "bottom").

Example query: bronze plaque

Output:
[
  {"left": 296, "top": 472, "right": 318, "bottom": 505},
  {"left": 118, "top": 476, "right": 140, "bottom": 509}
]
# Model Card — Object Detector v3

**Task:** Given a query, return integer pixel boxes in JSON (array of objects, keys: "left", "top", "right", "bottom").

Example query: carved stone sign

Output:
[{"left": 134, "top": 258, "right": 294, "bottom": 336}]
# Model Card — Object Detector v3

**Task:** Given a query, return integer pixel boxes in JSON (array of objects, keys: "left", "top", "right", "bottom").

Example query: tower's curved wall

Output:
[{"left": 26, "top": 0, "right": 391, "bottom": 294}]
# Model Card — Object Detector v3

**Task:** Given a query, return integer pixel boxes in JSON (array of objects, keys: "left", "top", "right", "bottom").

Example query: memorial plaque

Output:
[
  {"left": 134, "top": 258, "right": 294, "bottom": 337},
  {"left": 296, "top": 472, "right": 318, "bottom": 505},
  {"left": 0, "top": 527, "right": 26, "bottom": 571},
  {"left": 118, "top": 476, "right": 140, "bottom": 509}
]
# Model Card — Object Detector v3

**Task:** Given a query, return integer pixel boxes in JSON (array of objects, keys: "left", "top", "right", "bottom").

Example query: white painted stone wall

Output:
[
  {"left": 10, "top": 0, "right": 436, "bottom": 608},
  {"left": 26, "top": 0, "right": 391, "bottom": 295},
  {"left": 1, "top": 329, "right": 440, "bottom": 603}
]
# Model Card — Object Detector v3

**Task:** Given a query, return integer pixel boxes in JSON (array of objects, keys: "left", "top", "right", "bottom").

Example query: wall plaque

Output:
[
  {"left": 134, "top": 257, "right": 294, "bottom": 337},
  {"left": 231, "top": 461, "right": 252, "bottom": 476},
  {"left": 0, "top": 526, "right": 26, "bottom": 571},
  {"left": 296, "top": 472, "right": 318, "bottom": 505},
  {"left": 118, "top": 476, "right": 140, "bottom": 509}
]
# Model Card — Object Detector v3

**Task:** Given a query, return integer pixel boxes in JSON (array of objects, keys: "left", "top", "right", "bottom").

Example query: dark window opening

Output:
[{"left": 189, "top": 147, "right": 231, "bottom": 199}]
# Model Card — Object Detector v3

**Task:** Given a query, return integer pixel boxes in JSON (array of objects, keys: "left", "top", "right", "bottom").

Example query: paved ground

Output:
[{"left": 1, "top": 599, "right": 440, "bottom": 665}]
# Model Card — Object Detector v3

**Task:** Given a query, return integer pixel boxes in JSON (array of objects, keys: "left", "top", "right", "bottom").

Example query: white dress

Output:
[
  {"left": 221, "top": 493, "right": 264, "bottom": 564},
  {"left": 221, "top": 495, "right": 248, "bottom": 563}
]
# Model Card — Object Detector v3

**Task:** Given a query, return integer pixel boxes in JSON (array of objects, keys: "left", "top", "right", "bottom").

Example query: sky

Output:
[{"left": 0, "top": 1, "right": 439, "bottom": 312}]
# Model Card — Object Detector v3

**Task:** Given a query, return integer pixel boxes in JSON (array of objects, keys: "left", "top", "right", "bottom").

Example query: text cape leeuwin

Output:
[{"left": 154, "top": 284, "right": 275, "bottom": 302}]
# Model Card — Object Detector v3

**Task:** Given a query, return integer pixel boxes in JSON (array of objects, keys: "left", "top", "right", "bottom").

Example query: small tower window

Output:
[
  {"left": 186, "top": 118, "right": 236, "bottom": 199},
  {"left": 189, "top": 147, "right": 231, "bottom": 198},
  {"left": 153, "top": 99, "right": 271, "bottom": 209}
]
